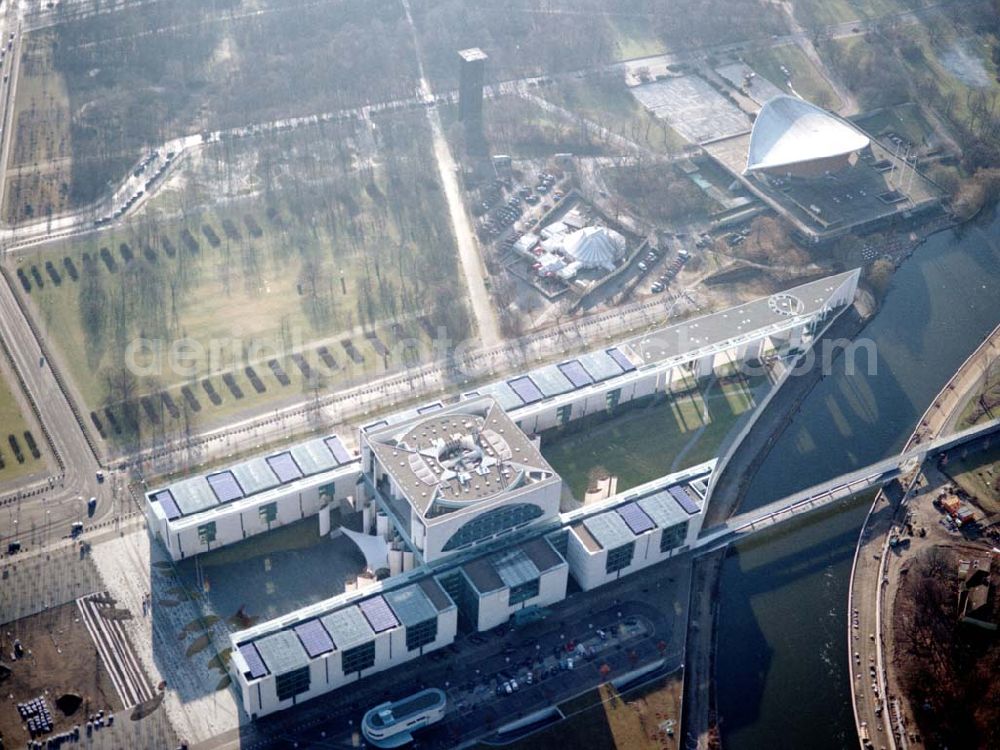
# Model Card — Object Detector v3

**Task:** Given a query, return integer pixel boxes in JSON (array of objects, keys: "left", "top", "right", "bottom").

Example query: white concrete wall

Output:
[
  {"left": 237, "top": 607, "right": 458, "bottom": 718},
  {"left": 474, "top": 565, "right": 569, "bottom": 631},
  {"left": 159, "top": 465, "right": 361, "bottom": 560}
]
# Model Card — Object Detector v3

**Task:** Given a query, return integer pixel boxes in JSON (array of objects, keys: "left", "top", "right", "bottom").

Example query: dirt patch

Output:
[{"left": 0, "top": 603, "right": 120, "bottom": 746}]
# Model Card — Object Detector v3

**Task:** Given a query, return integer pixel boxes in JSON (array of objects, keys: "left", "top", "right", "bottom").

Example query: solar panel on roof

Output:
[
  {"left": 616, "top": 502, "right": 656, "bottom": 535},
  {"left": 294, "top": 619, "right": 334, "bottom": 658},
  {"left": 558, "top": 360, "right": 593, "bottom": 388},
  {"left": 170, "top": 476, "right": 220, "bottom": 515},
  {"left": 668, "top": 485, "right": 700, "bottom": 515},
  {"left": 238, "top": 643, "right": 267, "bottom": 679},
  {"left": 359, "top": 596, "right": 399, "bottom": 633},
  {"left": 152, "top": 490, "right": 182, "bottom": 520},
  {"left": 508, "top": 376, "right": 544, "bottom": 404},
  {"left": 324, "top": 436, "right": 352, "bottom": 465},
  {"left": 207, "top": 471, "right": 244, "bottom": 503},
  {"left": 606, "top": 347, "right": 635, "bottom": 372},
  {"left": 267, "top": 452, "right": 303, "bottom": 484}
]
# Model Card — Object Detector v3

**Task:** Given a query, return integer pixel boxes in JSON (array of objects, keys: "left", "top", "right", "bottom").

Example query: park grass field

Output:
[
  {"left": 3, "top": 29, "right": 75, "bottom": 223},
  {"left": 852, "top": 102, "right": 939, "bottom": 147},
  {"left": 0, "top": 366, "right": 46, "bottom": 483},
  {"left": 743, "top": 44, "right": 842, "bottom": 111},
  {"left": 542, "top": 376, "right": 763, "bottom": 500},
  {"left": 19, "top": 112, "right": 466, "bottom": 446}
]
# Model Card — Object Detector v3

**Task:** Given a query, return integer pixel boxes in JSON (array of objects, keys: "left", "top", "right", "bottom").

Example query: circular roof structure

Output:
[
  {"left": 562, "top": 226, "right": 626, "bottom": 271},
  {"left": 745, "top": 96, "right": 870, "bottom": 174},
  {"left": 768, "top": 292, "right": 804, "bottom": 317}
]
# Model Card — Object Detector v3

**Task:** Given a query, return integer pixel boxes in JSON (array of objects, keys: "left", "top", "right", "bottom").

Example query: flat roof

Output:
[
  {"left": 463, "top": 556, "right": 504, "bottom": 594},
  {"left": 321, "top": 606, "right": 375, "bottom": 651},
  {"left": 169, "top": 476, "right": 219, "bottom": 515},
  {"left": 583, "top": 512, "right": 635, "bottom": 551},
  {"left": 521, "top": 536, "right": 564, "bottom": 573},
  {"left": 384, "top": 585, "right": 438, "bottom": 626},
  {"left": 529, "top": 365, "right": 574, "bottom": 398},
  {"left": 291, "top": 437, "right": 339, "bottom": 476},
  {"left": 254, "top": 629, "right": 310, "bottom": 676},
  {"left": 576, "top": 350, "right": 624, "bottom": 382},
  {"left": 419, "top": 577, "right": 454, "bottom": 612},
  {"left": 231, "top": 457, "right": 280, "bottom": 496},
  {"left": 493, "top": 547, "right": 540, "bottom": 589},
  {"left": 620, "top": 271, "right": 857, "bottom": 365},
  {"left": 149, "top": 433, "right": 356, "bottom": 522},
  {"left": 366, "top": 398, "right": 555, "bottom": 518},
  {"left": 637, "top": 490, "right": 690, "bottom": 529}
]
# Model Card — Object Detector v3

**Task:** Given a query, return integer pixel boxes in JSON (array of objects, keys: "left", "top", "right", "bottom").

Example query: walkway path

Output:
[{"left": 400, "top": 0, "right": 500, "bottom": 349}]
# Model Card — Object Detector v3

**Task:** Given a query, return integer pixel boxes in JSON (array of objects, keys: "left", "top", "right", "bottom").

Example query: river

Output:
[{"left": 715, "top": 208, "right": 1000, "bottom": 750}]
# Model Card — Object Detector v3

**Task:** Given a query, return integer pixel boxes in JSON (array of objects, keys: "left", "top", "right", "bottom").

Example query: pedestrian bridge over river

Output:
[{"left": 694, "top": 417, "right": 1000, "bottom": 553}]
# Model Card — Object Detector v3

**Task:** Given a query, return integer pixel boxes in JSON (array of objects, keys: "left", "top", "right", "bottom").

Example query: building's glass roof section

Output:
[
  {"left": 530, "top": 365, "right": 574, "bottom": 397},
  {"left": 508, "top": 376, "right": 544, "bottom": 404},
  {"left": 231, "top": 457, "right": 280, "bottom": 496},
  {"left": 324, "top": 435, "right": 352, "bottom": 464},
  {"left": 359, "top": 596, "right": 400, "bottom": 633},
  {"left": 238, "top": 642, "right": 268, "bottom": 679},
  {"left": 384, "top": 585, "right": 437, "bottom": 627},
  {"left": 583, "top": 511, "right": 635, "bottom": 550},
  {"left": 473, "top": 381, "right": 524, "bottom": 411},
  {"left": 294, "top": 619, "right": 335, "bottom": 658},
  {"left": 266, "top": 452, "right": 303, "bottom": 484},
  {"left": 637, "top": 490, "right": 690, "bottom": 529},
  {"left": 492, "top": 547, "right": 540, "bottom": 588},
  {"left": 207, "top": 471, "right": 244, "bottom": 503},
  {"left": 254, "top": 629, "right": 310, "bottom": 676},
  {"left": 321, "top": 607, "right": 374, "bottom": 651},
  {"left": 669, "top": 485, "right": 701, "bottom": 515},
  {"left": 577, "top": 350, "right": 624, "bottom": 381},
  {"left": 290, "top": 437, "right": 339, "bottom": 476},
  {"left": 558, "top": 360, "right": 594, "bottom": 388},
  {"left": 151, "top": 490, "right": 182, "bottom": 520},
  {"left": 616, "top": 502, "right": 656, "bottom": 534},
  {"left": 169, "top": 476, "right": 219, "bottom": 515}
]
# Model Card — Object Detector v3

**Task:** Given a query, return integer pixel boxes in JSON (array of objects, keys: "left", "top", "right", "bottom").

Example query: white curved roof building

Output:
[
  {"left": 745, "top": 95, "right": 870, "bottom": 176},
  {"left": 562, "top": 226, "right": 626, "bottom": 271}
]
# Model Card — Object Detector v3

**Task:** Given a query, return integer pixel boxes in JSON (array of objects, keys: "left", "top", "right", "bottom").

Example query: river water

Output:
[{"left": 715, "top": 209, "right": 1000, "bottom": 750}]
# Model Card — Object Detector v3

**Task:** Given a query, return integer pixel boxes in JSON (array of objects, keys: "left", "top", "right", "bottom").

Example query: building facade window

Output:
[
  {"left": 197, "top": 521, "right": 217, "bottom": 546},
  {"left": 341, "top": 642, "right": 376, "bottom": 674},
  {"left": 556, "top": 404, "right": 572, "bottom": 425},
  {"left": 659, "top": 521, "right": 689, "bottom": 553},
  {"left": 441, "top": 503, "right": 545, "bottom": 552},
  {"left": 275, "top": 666, "right": 310, "bottom": 702},
  {"left": 405, "top": 618, "right": 438, "bottom": 651},
  {"left": 508, "top": 578, "right": 540, "bottom": 606},
  {"left": 605, "top": 388, "right": 621, "bottom": 410},
  {"left": 259, "top": 502, "right": 278, "bottom": 527},
  {"left": 605, "top": 542, "right": 635, "bottom": 574}
]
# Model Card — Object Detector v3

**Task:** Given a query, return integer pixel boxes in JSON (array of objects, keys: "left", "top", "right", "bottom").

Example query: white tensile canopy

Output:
[
  {"left": 746, "top": 95, "right": 870, "bottom": 174},
  {"left": 561, "top": 226, "right": 626, "bottom": 271}
]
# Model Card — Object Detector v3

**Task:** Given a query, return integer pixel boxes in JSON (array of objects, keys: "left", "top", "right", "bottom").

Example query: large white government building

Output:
[{"left": 144, "top": 270, "right": 861, "bottom": 718}]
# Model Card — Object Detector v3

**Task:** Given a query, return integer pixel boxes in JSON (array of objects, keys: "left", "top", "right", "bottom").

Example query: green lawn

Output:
[
  {"left": 18, "top": 113, "right": 466, "bottom": 447},
  {"left": 743, "top": 44, "right": 842, "bottom": 111},
  {"left": 542, "top": 376, "right": 763, "bottom": 500},
  {"left": 852, "top": 103, "right": 938, "bottom": 148},
  {"left": 0, "top": 369, "right": 46, "bottom": 482},
  {"left": 948, "top": 444, "right": 1000, "bottom": 516}
]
